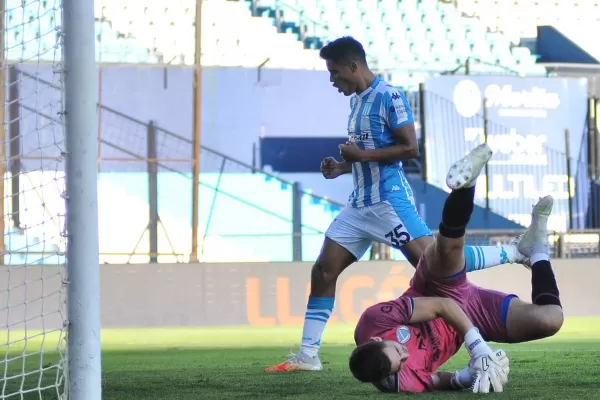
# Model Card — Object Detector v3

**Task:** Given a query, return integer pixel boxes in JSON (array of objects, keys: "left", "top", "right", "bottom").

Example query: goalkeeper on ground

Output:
[{"left": 348, "top": 148, "right": 563, "bottom": 393}]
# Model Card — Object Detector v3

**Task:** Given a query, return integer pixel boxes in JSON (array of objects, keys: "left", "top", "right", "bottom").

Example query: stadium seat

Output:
[
  {"left": 455, "top": 0, "right": 600, "bottom": 61},
  {"left": 1, "top": 0, "right": 551, "bottom": 87}
]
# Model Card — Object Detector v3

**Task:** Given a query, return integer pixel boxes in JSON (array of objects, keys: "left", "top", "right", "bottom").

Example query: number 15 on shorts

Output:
[{"left": 385, "top": 224, "right": 411, "bottom": 248}]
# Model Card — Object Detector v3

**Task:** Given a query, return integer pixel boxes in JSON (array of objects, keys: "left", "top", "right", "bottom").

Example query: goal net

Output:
[{"left": 0, "top": 0, "right": 68, "bottom": 398}]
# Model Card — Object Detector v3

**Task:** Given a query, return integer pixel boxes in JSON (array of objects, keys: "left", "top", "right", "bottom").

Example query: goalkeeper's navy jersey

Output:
[{"left": 354, "top": 296, "right": 463, "bottom": 393}]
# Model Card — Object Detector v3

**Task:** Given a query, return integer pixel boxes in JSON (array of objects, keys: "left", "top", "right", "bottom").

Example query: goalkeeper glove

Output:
[
  {"left": 463, "top": 328, "right": 510, "bottom": 393},
  {"left": 470, "top": 349, "right": 510, "bottom": 393}
]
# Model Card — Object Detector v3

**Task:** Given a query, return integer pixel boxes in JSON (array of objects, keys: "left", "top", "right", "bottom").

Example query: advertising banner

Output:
[
  {"left": 423, "top": 76, "right": 589, "bottom": 232},
  {"left": 3, "top": 261, "right": 598, "bottom": 330}
]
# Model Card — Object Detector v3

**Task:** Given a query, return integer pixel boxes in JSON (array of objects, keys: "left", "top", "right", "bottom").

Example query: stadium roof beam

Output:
[{"left": 539, "top": 63, "right": 600, "bottom": 97}]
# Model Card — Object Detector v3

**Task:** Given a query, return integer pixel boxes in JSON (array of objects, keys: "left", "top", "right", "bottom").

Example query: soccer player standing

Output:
[{"left": 266, "top": 37, "right": 527, "bottom": 373}]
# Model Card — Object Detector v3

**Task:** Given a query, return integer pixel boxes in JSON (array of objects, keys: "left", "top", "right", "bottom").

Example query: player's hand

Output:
[
  {"left": 338, "top": 141, "right": 364, "bottom": 162},
  {"left": 469, "top": 349, "right": 510, "bottom": 394},
  {"left": 320, "top": 157, "right": 345, "bottom": 179}
]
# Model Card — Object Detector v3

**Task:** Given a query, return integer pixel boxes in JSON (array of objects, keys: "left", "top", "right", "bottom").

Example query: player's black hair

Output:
[
  {"left": 348, "top": 341, "right": 392, "bottom": 383},
  {"left": 319, "top": 36, "right": 367, "bottom": 65}
]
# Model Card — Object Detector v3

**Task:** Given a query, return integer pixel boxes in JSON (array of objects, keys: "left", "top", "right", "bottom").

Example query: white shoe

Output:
[
  {"left": 517, "top": 196, "right": 554, "bottom": 267},
  {"left": 511, "top": 233, "right": 531, "bottom": 266},
  {"left": 265, "top": 352, "right": 323, "bottom": 372},
  {"left": 446, "top": 143, "right": 493, "bottom": 190}
]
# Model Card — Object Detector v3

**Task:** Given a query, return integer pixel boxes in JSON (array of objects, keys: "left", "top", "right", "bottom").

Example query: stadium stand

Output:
[
  {"left": 252, "top": 0, "right": 546, "bottom": 81},
  {"left": 5, "top": 0, "right": 549, "bottom": 82},
  {"left": 100, "top": 0, "right": 545, "bottom": 86},
  {"left": 456, "top": 0, "right": 600, "bottom": 62}
]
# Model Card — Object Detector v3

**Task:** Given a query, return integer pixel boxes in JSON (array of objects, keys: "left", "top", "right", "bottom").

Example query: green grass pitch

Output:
[{"left": 3, "top": 317, "right": 600, "bottom": 399}]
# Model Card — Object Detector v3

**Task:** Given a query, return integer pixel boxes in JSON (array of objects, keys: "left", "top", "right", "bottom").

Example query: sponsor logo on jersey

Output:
[{"left": 349, "top": 133, "right": 370, "bottom": 141}]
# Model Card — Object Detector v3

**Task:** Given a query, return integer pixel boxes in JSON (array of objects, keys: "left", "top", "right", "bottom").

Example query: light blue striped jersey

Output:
[{"left": 347, "top": 77, "right": 415, "bottom": 208}]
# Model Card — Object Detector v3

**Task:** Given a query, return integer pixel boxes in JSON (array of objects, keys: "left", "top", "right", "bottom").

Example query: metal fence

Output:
[
  {"left": 4, "top": 67, "right": 348, "bottom": 263},
  {"left": 4, "top": 66, "right": 600, "bottom": 263},
  {"left": 84, "top": 103, "right": 600, "bottom": 262},
  {"left": 97, "top": 104, "right": 345, "bottom": 263},
  {"left": 415, "top": 86, "right": 600, "bottom": 231}
]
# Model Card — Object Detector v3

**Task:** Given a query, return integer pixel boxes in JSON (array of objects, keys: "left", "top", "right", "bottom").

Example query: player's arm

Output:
[
  {"left": 431, "top": 372, "right": 456, "bottom": 390},
  {"left": 431, "top": 366, "right": 473, "bottom": 390},
  {"left": 410, "top": 297, "right": 495, "bottom": 356},
  {"left": 360, "top": 124, "right": 418, "bottom": 163},
  {"left": 412, "top": 297, "right": 509, "bottom": 393},
  {"left": 431, "top": 370, "right": 472, "bottom": 391},
  {"left": 409, "top": 297, "right": 474, "bottom": 336},
  {"left": 320, "top": 157, "right": 352, "bottom": 179},
  {"left": 337, "top": 161, "right": 352, "bottom": 173},
  {"left": 359, "top": 91, "right": 418, "bottom": 163},
  {"left": 411, "top": 298, "right": 478, "bottom": 392},
  {"left": 372, "top": 297, "right": 474, "bottom": 336}
]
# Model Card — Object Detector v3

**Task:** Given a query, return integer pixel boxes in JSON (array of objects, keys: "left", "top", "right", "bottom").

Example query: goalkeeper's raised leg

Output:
[{"left": 503, "top": 195, "right": 564, "bottom": 342}]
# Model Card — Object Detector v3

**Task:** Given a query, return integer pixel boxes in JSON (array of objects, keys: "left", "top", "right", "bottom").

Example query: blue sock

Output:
[
  {"left": 300, "top": 296, "right": 334, "bottom": 357},
  {"left": 464, "top": 245, "right": 517, "bottom": 272}
]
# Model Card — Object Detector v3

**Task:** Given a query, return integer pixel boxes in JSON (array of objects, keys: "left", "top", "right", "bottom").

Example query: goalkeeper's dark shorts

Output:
[{"left": 403, "top": 256, "right": 519, "bottom": 343}]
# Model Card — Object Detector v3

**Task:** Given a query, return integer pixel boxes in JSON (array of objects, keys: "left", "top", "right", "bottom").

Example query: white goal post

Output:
[
  {"left": 63, "top": 0, "right": 102, "bottom": 398},
  {"left": 0, "top": 0, "right": 101, "bottom": 399}
]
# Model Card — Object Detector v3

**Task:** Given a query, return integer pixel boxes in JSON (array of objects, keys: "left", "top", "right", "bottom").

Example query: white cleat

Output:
[
  {"left": 511, "top": 233, "right": 530, "bottom": 266},
  {"left": 265, "top": 352, "right": 323, "bottom": 372},
  {"left": 517, "top": 195, "right": 554, "bottom": 268},
  {"left": 446, "top": 143, "right": 493, "bottom": 190}
]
